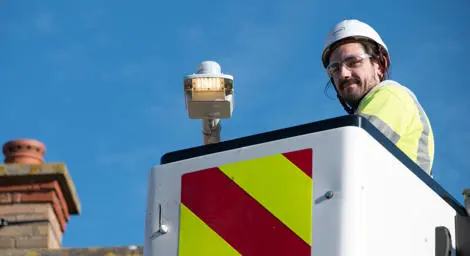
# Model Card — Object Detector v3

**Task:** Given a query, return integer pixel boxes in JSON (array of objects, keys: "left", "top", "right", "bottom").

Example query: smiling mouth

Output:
[
  {"left": 342, "top": 83, "right": 357, "bottom": 90},
  {"left": 340, "top": 78, "right": 360, "bottom": 90}
]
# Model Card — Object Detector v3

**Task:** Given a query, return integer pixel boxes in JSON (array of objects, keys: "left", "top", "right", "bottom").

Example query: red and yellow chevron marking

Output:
[{"left": 179, "top": 148, "right": 313, "bottom": 256}]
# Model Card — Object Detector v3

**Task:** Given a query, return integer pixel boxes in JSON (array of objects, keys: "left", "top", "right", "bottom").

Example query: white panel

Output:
[
  {"left": 143, "top": 125, "right": 458, "bottom": 256},
  {"left": 357, "top": 130, "right": 456, "bottom": 256}
]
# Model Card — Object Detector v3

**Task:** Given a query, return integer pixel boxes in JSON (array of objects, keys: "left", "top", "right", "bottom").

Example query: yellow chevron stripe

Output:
[
  {"left": 178, "top": 204, "right": 241, "bottom": 256},
  {"left": 219, "top": 154, "right": 312, "bottom": 245}
]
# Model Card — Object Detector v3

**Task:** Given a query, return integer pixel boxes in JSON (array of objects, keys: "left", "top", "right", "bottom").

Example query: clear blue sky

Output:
[{"left": 1, "top": 0, "right": 469, "bottom": 248}]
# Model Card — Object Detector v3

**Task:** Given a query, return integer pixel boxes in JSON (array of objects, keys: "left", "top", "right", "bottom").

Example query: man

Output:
[{"left": 322, "top": 19, "right": 434, "bottom": 175}]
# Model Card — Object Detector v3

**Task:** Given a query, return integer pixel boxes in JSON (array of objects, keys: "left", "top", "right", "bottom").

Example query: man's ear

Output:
[
  {"left": 377, "top": 64, "right": 384, "bottom": 79},
  {"left": 378, "top": 55, "right": 389, "bottom": 80},
  {"left": 373, "top": 58, "right": 385, "bottom": 80}
]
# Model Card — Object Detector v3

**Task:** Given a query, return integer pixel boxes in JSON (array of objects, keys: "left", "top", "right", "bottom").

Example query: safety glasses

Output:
[{"left": 326, "top": 53, "right": 372, "bottom": 77}]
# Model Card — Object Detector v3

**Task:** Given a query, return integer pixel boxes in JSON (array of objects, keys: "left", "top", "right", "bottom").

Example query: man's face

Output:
[{"left": 328, "top": 42, "right": 382, "bottom": 107}]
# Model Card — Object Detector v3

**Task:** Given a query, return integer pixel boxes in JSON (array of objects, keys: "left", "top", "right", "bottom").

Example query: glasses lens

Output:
[{"left": 327, "top": 63, "right": 338, "bottom": 76}]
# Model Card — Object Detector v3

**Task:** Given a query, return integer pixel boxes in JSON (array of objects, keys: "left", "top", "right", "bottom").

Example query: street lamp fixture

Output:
[{"left": 184, "top": 61, "right": 234, "bottom": 145}]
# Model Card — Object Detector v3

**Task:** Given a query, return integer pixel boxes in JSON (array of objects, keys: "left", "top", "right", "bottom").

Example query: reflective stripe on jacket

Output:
[{"left": 355, "top": 80, "right": 434, "bottom": 175}]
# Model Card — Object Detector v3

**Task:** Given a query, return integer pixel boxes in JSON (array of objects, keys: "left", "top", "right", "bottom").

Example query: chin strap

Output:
[
  {"left": 338, "top": 93, "right": 354, "bottom": 115},
  {"left": 331, "top": 78, "right": 355, "bottom": 115}
]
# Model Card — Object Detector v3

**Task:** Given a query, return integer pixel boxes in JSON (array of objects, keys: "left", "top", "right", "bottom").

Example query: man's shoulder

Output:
[
  {"left": 369, "top": 80, "right": 418, "bottom": 100},
  {"left": 358, "top": 80, "right": 418, "bottom": 113},
  {"left": 374, "top": 80, "right": 409, "bottom": 92}
]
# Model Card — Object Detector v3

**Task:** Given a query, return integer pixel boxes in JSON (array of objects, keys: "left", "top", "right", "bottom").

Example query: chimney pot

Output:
[{"left": 2, "top": 139, "right": 46, "bottom": 164}]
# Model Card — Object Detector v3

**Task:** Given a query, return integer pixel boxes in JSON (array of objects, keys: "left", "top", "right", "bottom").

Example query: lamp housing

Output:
[{"left": 184, "top": 61, "right": 234, "bottom": 119}]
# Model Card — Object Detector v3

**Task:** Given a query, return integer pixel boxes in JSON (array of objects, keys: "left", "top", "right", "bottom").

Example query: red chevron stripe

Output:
[
  {"left": 282, "top": 149, "right": 312, "bottom": 178},
  {"left": 181, "top": 167, "right": 310, "bottom": 256}
]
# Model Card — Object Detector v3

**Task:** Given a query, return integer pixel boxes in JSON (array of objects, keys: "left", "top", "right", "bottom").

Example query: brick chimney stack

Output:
[{"left": 0, "top": 139, "right": 81, "bottom": 250}]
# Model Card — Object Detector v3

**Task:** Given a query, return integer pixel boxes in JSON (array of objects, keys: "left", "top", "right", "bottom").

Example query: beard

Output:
[{"left": 337, "top": 74, "right": 380, "bottom": 108}]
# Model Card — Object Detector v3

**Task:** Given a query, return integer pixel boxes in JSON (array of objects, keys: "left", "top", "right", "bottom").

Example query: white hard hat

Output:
[{"left": 322, "top": 19, "right": 389, "bottom": 67}]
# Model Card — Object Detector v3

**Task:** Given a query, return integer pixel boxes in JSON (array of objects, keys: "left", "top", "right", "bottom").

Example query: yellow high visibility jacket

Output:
[{"left": 356, "top": 80, "right": 434, "bottom": 175}]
